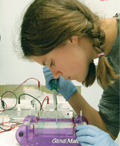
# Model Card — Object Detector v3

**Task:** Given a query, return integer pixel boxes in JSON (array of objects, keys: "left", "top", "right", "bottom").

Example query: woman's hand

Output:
[
  {"left": 76, "top": 125, "right": 118, "bottom": 146},
  {"left": 43, "top": 66, "right": 77, "bottom": 100}
]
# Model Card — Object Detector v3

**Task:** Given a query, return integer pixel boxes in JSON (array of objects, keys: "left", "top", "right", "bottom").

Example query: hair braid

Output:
[
  {"left": 83, "top": 20, "right": 118, "bottom": 88},
  {"left": 97, "top": 56, "right": 119, "bottom": 88},
  {"left": 82, "top": 15, "right": 106, "bottom": 87}
]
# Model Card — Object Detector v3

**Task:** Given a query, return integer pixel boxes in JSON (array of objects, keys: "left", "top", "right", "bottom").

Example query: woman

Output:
[{"left": 20, "top": 0, "right": 119, "bottom": 145}]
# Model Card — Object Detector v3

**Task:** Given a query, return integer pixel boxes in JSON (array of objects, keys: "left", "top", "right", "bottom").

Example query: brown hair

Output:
[{"left": 21, "top": 0, "right": 118, "bottom": 88}]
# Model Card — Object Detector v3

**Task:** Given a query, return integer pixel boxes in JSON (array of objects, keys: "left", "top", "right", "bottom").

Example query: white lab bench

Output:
[{"left": 0, "top": 128, "right": 20, "bottom": 146}]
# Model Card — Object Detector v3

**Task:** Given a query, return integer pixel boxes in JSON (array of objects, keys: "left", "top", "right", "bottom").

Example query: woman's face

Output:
[{"left": 31, "top": 36, "right": 96, "bottom": 82}]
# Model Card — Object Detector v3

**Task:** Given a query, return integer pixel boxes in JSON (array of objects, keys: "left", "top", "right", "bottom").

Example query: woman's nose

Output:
[{"left": 50, "top": 68, "right": 62, "bottom": 79}]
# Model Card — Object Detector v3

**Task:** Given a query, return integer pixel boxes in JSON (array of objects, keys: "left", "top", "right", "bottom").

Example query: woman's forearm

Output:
[{"left": 68, "top": 90, "right": 116, "bottom": 140}]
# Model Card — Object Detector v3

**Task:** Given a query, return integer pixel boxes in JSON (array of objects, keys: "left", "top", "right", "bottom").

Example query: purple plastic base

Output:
[
  {"left": 16, "top": 115, "right": 88, "bottom": 146},
  {"left": 16, "top": 125, "right": 80, "bottom": 146}
]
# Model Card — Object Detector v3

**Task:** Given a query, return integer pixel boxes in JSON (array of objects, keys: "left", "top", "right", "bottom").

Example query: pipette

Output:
[
  {"left": 49, "top": 79, "right": 59, "bottom": 110},
  {"left": 49, "top": 79, "right": 59, "bottom": 122}
]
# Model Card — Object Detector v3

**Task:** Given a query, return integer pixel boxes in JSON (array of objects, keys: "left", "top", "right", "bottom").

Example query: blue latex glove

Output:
[
  {"left": 43, "top": 66, "right": 77, "bottom": 101},
  {"left": 76, "top": 125, "right": 118, "bottom": 146}
]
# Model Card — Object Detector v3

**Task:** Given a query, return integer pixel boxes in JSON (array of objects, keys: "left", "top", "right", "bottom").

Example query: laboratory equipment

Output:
[
  {"left": 16, "top": 110, "right": 88, "bottom": 146},
  {"left": 49, "top": 79, "right": 59, "bottom": 110},
  {"left": 15, "top": 78, "right": 88, "bottom": 146}
]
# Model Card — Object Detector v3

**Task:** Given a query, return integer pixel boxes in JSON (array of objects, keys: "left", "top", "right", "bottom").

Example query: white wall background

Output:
[
  {"left": 0, "top": 0, "right": 120, "bottom": 85},
  {"left": 0, "top": 0, "right": 120, "bottom": 144}
]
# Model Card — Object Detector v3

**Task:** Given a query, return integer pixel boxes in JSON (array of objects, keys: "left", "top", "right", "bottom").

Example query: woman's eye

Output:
[{"left": 50, "top": 61, "right": 54, "bottom": 67}]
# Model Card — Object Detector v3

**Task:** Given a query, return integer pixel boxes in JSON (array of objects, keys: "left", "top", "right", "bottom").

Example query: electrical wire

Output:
[
  {"left": 0, "top": 99, "right": 7, "bottom": 112},
  {"left": 0, "top": 118, "right": 23, "bottom": 133},
  {"left": 0, "top": 91, "right": 17, "bottom": 111},
  {"left": 1, "top": 77, "right": 41, "bottom": 98},
  {"left": 0, "top": 124, "right": 17, "bottom": 133},
  {"left": 0, "top": 77, "right": 41, "bottom": 112},
  {"left": 41, "top": 96, "right": 49, "bottom": 111},
  {"left": 0, "top": 121, "right": 18, "bottom": 133},
  {"left": 18, "top": 93, "right": 42, "bottom": 111}
]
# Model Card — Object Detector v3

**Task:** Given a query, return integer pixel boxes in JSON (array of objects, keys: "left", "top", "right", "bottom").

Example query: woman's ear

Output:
[{"left": 69, "top": 36, "right": 79, "bottom": 46}]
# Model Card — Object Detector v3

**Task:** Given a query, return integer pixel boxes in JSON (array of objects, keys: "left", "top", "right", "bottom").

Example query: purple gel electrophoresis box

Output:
[{"left": 16, "top": 115, "right": 88, "bottom": 146}]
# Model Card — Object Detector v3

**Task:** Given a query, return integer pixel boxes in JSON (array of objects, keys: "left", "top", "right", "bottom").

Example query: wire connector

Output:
[
  {"left": 1, "top": 100, "right": 5, "bottom": 109},
  {"left": 17, "top": 104, "right": 21, "bottom": 112}
]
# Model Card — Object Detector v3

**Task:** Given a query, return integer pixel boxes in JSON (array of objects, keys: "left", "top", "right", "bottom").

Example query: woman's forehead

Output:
[{"left": 31, "top": 55, "right": 47, "bottom": 65}]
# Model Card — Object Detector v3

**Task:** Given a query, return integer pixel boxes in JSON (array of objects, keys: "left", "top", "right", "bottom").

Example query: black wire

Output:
[
  {"left": 0, "top": 119, "right": 22, "bottom": 132},
  {"left": 0, "top": 125, "right": 14, "bottom": 131},
  {"left": 1, "top": 91, "right": 17, "bottom": 111},
  {"left": 18, "top": 93, "right": 42, "bottom": 111}
]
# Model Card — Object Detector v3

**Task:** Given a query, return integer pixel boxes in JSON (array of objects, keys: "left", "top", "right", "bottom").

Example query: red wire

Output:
[
  {"left": 2, "top": 77, "right": 41, "bottom": 98},
  {"left": 0, "top": 77, "right": 40, "bottom": 112},
  {"left": 0, "top": 119, "right": 23, "bottom": 133},
  {"left": 0, "top": 125, "right": 16, "bottom": 133},
  {"left": 41, "top": 96, "right": 49, "bottom": 111},
  {"left": 33, "top": 124, "right": 35, "bottom": 135},
  {"left": 0, "top": 122, "right": 17, "bottom": 133},
  {"left": 73, "top": 123, "right": 76, "bottom": 129},
  {"left": 72, "top": 123, "right": 76, "bottom": 135},
  {"left": 1, "top": 120, "right": 23, "bottom": 127}
]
